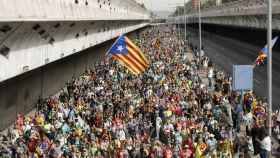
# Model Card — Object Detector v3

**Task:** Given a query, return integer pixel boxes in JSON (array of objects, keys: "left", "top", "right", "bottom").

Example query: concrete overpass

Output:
[
  {"left": 0, "top": 0, "right": 150, "bottom": 130},
  {"left": 168, "top": 0, "right": 280, "bottom": 30}
]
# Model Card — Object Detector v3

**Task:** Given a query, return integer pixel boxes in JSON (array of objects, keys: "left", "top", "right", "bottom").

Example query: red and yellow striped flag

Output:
[{"left": 108, "top": 35, "right": 149, "bottom": 75}]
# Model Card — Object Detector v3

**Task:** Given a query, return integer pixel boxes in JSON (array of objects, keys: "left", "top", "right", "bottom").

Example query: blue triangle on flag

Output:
[{"left": 109, "top": 35, "right": 128, "bottom": 55}]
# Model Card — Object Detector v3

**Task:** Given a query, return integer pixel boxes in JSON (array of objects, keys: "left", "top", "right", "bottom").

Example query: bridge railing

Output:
[
  {"left": 183, "top": 0, "right": 280, "bottom": 18},
  {"left": 182, "top": 0, "right": 280, "bottom": 18}
]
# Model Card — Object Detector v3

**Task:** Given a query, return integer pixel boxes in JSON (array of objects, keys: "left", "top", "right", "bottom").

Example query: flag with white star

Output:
[
  {"left": 108, "top": 35, "right": 128, "bottom": 55},
  {"left": 108, "top": 35, "right": 149, "bottom": 75},
  {"left": 255, "top": 36, "right": 278, "bottom": 66}
]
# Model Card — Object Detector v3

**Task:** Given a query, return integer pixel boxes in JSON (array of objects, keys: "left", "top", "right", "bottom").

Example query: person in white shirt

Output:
[
  {"left": 276, "top": 110, "right": 280, "bottom": 128},
  {"left": 247, "top": 135, "right": 254, "bottom": 157},
  {"left": 156, "top": 115, "right": 162, "bottom": 139},
  {"left": 246, "top": 112, "right": 254, "bottom": 127},
  {"left": 208, "top": 66, "right": 214, "bottom": 89},
  {"left": 277, "top": 110, "right": 280, "bottom": 123},
  {"left": 276, "top": 110, "right": 280, "bottom": 137},
  {"left": 200, "top": 49, "right": 205, "bottom": 57},
  {"left": 257, "top": 128, "right": 271, "bottom": 158},
  {"left": 118, "top": 129, "right": 126, "bottom": 141}
]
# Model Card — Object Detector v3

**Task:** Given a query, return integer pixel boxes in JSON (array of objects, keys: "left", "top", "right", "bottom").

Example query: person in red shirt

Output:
[
  {"left": 163, "top": 146, "right": 173, "bottom": 158},
  {"left": 27, "top": 137, "right": 38, "bottom": 153},
  {"left": 183, "top": 137, "right": 195, "bottom": 156},
  {"left": 176, "top": 121, "right": 182, "bottom": 132},
  {"left": 16, "top": 114, "right": 24, "bottom": 132},
  {"left": 180, "top": 145, "right": 193, "bottom": 158},
  {"left": 175, "top": 104, "right": 183, "bottom": 116}
]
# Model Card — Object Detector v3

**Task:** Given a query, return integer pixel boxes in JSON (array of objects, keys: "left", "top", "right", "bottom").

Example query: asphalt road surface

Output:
[{"left": 186, "top": 25, "right": 280, "bottom": 109}]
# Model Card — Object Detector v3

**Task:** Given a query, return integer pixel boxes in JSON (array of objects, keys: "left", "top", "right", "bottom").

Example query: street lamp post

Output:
[
  {"left": 178, "top": 10, "right": 181, "bottom": 39},
  {"left": 198, "top": 0, "right": 202, "bottom": 59},
  {"left": 267, "top": 0, "right": 272, "bottom": 139},
  {"left": 184, "top": 0, "right": 187, "bottom": 44}
]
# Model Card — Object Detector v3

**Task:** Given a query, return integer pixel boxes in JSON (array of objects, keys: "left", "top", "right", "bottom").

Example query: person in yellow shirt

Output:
[
  {"left": 195, "top": 137, "right": 207, "bottom": 158},
  {"left": 35, "top": 113, "right": 45, "bottom": 127}
]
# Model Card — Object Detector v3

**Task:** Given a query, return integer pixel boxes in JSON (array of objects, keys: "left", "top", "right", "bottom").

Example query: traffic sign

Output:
[{"left": 232, "top": 65, "right": 253, "bottom": 91}]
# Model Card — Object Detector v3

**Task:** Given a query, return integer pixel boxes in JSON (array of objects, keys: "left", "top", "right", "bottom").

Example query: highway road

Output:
[{"left": 186, "top": 24, "right": 280, "bottom": 109}]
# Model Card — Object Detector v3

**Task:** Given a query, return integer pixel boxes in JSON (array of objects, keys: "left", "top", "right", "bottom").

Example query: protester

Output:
[{"left": 255, "top": 127, "right": 270, "bottom": 158}]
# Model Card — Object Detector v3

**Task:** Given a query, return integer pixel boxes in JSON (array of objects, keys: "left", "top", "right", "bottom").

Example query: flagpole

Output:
[{"left": 267, "top": 0, "right": 272, "bottom": 141}]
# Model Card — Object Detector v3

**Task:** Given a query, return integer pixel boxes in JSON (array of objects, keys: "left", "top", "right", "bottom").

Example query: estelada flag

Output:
[
  {"left": 255, "top": 36, "right": 278, "bottom": 66},
  {"left": 108, "top": 35, "right": 149, "bottom": 75}
]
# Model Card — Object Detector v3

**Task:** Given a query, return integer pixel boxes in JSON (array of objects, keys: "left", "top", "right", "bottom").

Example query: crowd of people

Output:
[{"left": 0, "top": 26, "right": 279, "bottom": 158}]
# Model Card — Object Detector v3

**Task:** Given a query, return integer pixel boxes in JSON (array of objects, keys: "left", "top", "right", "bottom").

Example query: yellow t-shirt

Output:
[{"left": 36, "top": 115, "right": 44, "bottom": 126}]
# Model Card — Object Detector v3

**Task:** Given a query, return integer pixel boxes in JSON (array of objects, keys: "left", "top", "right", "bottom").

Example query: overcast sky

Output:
[{"left": 143, "top": 0, "right": 190, "bottom": 12}]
